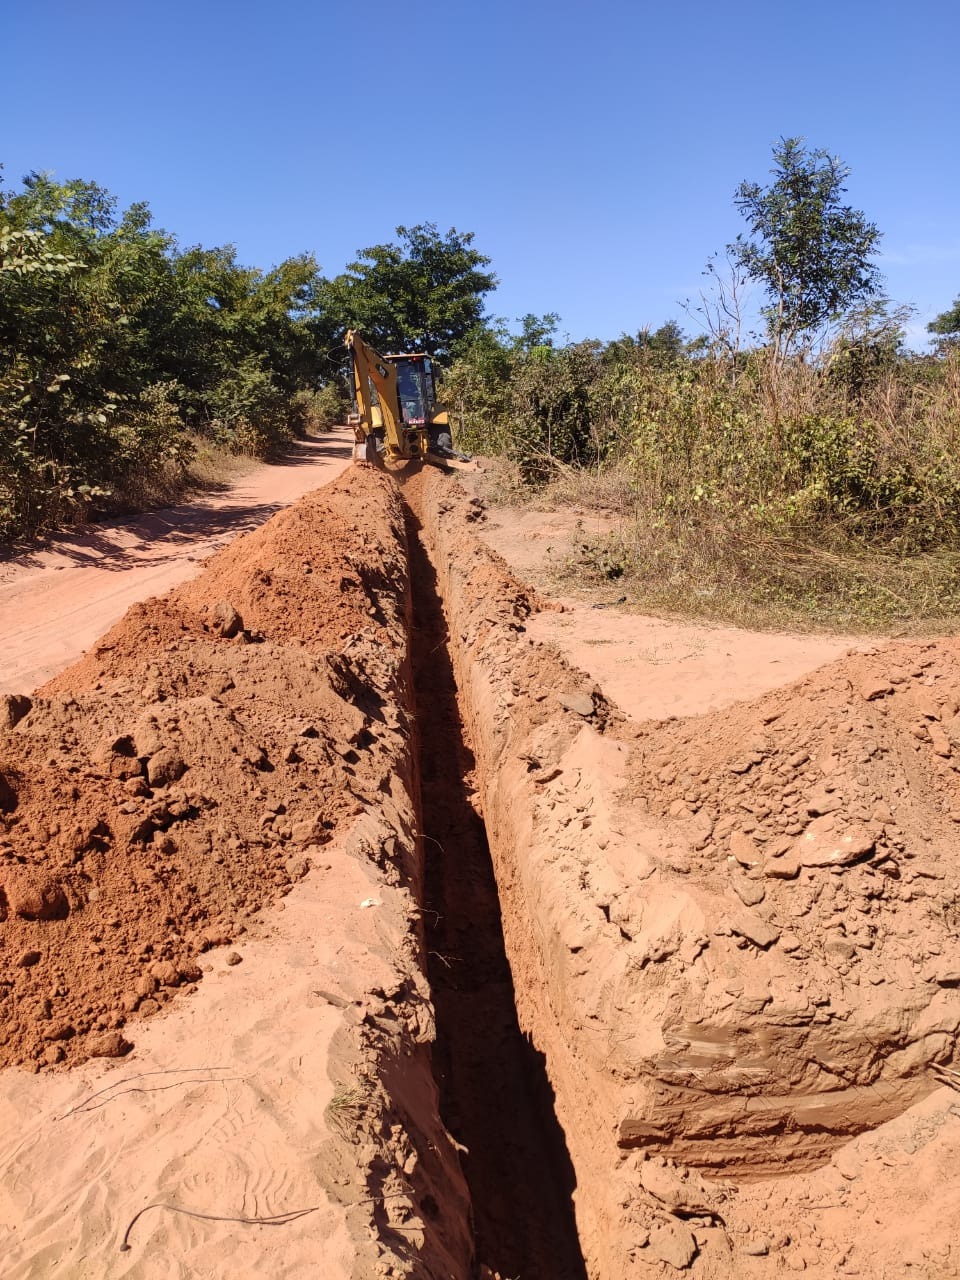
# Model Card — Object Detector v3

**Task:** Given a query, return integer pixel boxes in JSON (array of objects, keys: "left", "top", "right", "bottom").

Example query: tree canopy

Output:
[
  {"left": 0, "top": 169, "right": 502, "bottom": 538},
  {"left": 321, "top": 223, "right": 497, "bottom": 358},
  {"left": 928, "top": 296, "right": 960, "bottom": 337},
  {"left": 729, "top": 138, "right": 882, "bottom": 359}
]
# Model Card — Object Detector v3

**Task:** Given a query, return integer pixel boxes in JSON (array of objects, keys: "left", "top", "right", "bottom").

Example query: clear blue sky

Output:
[{"left": 7, "top": 0, "right": 959, "bottom": 347}]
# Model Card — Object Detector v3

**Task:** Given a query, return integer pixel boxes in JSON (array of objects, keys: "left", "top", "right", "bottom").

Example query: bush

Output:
[
  {"left": 289, "top": 381, "right": 350, "bottom": 435},
  {"left": 207, "top": 358, "right": 293, "bottom": 456},
  {"left": 454, "top": 334, "right": 960, "bottom": 628}
]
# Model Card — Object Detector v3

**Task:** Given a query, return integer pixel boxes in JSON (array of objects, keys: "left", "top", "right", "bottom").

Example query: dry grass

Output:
[
  {"left": 325, "top": 1082, "right": 367, "bottom": 1140},
  {"left": 476, "top": 457, "right": 960, "bottom": 635},
  {"left": 106, "top": 436, "right": 257, "bottom": 516},
  {"left": 471, "top": 348, "right": 960, "bottom": 634}
]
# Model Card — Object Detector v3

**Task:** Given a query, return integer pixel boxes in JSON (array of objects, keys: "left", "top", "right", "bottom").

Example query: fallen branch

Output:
[{"left": 930, "top": 1063, "right": 960, "bottom": 1094}]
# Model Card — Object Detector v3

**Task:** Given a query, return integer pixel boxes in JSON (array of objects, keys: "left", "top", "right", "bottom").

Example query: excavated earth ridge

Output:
[{"left": 1, "top": 461, "right": 959, "bottom": 1278}]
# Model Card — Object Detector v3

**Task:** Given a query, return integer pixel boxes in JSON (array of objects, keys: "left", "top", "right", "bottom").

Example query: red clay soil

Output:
[{"left": 0, "top": 466, "right": 409, "bottom": 1072}]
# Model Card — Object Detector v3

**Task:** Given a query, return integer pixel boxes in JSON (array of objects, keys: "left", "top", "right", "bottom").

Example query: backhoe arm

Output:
[{"left": 345, "top": 330, "right": 405, "bottom": 458}]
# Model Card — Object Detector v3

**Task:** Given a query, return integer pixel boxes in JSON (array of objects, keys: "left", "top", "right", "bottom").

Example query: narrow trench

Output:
[{"left": 405, "top": 506, "right": 588, "bottom": 1280}]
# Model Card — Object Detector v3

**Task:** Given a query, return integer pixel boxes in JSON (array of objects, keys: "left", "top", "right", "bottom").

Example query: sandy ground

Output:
[
  {"left": 475, "top": 501, "right": 868, "bottom": 722},
  {"left": 0, "top": 428, "right": 352, "bottom": 695},
  {"left": 0, "top": 842, "right": 381, "bottom": 1279}
]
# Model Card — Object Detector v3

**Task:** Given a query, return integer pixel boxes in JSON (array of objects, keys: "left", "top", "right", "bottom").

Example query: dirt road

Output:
[{"left": 0, "top": 428, "right": 352, "bottom": 695}]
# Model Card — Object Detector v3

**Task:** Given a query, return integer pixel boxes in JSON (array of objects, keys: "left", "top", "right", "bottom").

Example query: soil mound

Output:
[
  {"left": 0, "top": 466, "right": 409, "bottom": 1071},
  {"left": 620, "top": 639, "right": 960, "bottom": 1170}
]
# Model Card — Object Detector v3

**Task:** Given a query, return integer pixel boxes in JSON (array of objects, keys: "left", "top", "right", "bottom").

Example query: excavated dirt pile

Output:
[
  {"left": 622, "top": 643, "right": 960, "bottom": 1169},
  {"left": 1, "top": 464, "right": 479, "bottom": 1280},
  {"left": 0, "top": 468, "right": 411, "bottom": 1074}
]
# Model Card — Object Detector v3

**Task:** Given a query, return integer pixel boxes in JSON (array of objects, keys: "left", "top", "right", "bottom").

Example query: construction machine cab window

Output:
[{"left": 395, "top": 360, "right": 429, "bottom": 423}]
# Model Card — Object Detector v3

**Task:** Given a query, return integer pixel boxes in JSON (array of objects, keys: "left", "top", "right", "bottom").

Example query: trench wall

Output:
[{"left": 412, "top": 471, "right": 633, "bottom": 1277}]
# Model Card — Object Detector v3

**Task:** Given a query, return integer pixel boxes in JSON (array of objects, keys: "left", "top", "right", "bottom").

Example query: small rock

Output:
[
  {"left": 291, "top": 817, "right": 322, "bottom": 844},
  {"left": 200, "top": 927, "right": 232, "bottom": 950},
  {"left": 913, "top": 690, "right": 941, "bottom": 720},
  {"left": 147, "top": 747, "right": 187, "bottom": 787},
  {"left": 730, "top": 753, "right": 764, "bottom": 774},
  {"left": 244, "top": 746, "right": 270, "bottom": 771},
  {"left": 211, "top": 600, "right": 243, "bottom": 638},
  {"left": 138, "top": 998, "right": 160, "bottom": 1016},
  {"left": 763, "top": 854, "right": 800, "bottom": 880},
  {"left": 285, "top": 855, "right": 310, "bottom": 881},
  {"left": 0, "top": 693, "right": 32, "bottom": 731},
  {"left": 647, "top": 1222, "right": 698, "bottom": 1270},
  {"left": 18, "top": 949, "right": 41, "bottom": 967},
  {"left": 928, "top": 723, "right": 952, "bottom": 758},
  {"left": 742, "top": 1238, "right": 771, "bottom": 1257},
  {"left": 42, "top": 1022, "right": 75, "bottom": 1041},
  {"left": 43, "top": 1044, "right": 65, "bottom": 1065},
  {"left": 806, "top": 786, "right": 842, "bottom": 816},
  {"left": 638, "top": 1158, "right": 716, "bottom": 1216},
  {"left": 149, "top": 960, "right": 180, "bottom": 987},
  {"left": 88, "top": 1030, "right": 131, "bottom": 1058},
  {"left": 922, "top": 960, "right": 960, "bottom": 985},
  {"left": 729, "top": 864, "right": 766, "bottom": 906},
  {"left": 859, "top": 678, "right": 892, "bottom": 701},
  {"left": 729, "top": 913, "right": 781, "bottom": 949},
  {"left": 793, "top": 816, "right": 875, "bottom": 868},
  {"left": 730, "top": 830, "right": 761, "bottom": 867},
  {"left": 557, "top": 691, "right": 594, "bottom": 717},
  {"left": 4, "top": 869, "right": 69, "bottom": 921},
  {"left": 226, "top": 951, "right": 243, "bottom": 966}
]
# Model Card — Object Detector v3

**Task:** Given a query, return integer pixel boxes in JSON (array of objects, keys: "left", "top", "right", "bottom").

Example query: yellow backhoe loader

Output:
[{"left": 345, "top": 330, "right": 470, "bottom": 465}]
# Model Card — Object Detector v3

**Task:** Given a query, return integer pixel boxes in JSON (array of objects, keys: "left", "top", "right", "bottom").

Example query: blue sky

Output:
[{"left": 7, "top": 0, "right": 959, "bottom": 348}]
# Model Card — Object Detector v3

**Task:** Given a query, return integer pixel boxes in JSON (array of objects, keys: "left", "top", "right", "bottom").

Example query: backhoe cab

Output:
[{"left": 345, "top": 330, "right": 468, "bottom": 465}]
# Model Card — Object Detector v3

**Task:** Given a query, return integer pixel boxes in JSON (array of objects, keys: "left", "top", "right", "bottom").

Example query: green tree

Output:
[
  {"left": 730, "top": 138, "right": 882, "bottom": 360},
  {"left": 323, "top": 223, "right": 496, "bottom": 358},
  {"left": 928, "top": 296, "right": 960, "bottom": 338},
  {"left": 0, "top": 168, "right": 335, "bottom": 536}
]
